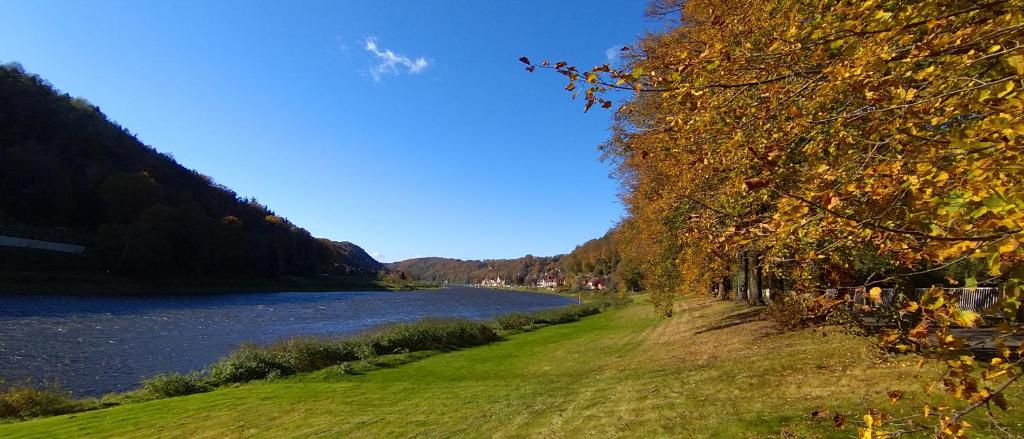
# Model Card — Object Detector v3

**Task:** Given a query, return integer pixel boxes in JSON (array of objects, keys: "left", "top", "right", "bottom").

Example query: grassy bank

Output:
[
  {"left": 2, "top": 297, "right": 1022, "bottom": 438},
  {"left": 0, "top": 304, "right": 602, "bottom": 421}
]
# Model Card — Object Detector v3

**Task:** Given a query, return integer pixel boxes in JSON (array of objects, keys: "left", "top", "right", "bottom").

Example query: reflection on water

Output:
[{"left": 0, "top": 286, "right": 573, "bottom": 396}]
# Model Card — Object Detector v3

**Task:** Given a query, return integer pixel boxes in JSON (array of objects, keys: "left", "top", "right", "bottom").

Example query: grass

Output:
[{"left": 1, "top": 296, "right": 1021, "bottom": 438}]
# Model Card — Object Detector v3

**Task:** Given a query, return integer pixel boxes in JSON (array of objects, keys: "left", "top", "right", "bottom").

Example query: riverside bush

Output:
[
  {"left": 495, "top": 313, "right": 535, "bottom": 331},
  {"left": 273, "top": 338, "right": 373, "bottom": 373},
  {"left": 0, "top": 383, "right": 80, "bottom": 419},
  {"left": 530, "top": 304, "right": 600, "bottom": 325},
  {"left": 208, "top": 346, "right": 296, "bottom": 385},
  {"left": 368, "top": 320, "right": 499, "bottom": 354},
  {"left": 141, "top": 372, "right": 212, "bottom": 398},
  {"left": 205, "top": 320, "right": 499, "bottom": 386}
]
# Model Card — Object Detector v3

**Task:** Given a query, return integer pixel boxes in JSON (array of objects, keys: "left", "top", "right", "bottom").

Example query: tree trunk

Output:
[
  {"left": 736, "top": 250, "right": 748, "bottom": 303},
  {"left": 749, "top": 252, "right": 764, "bottom": 306},
  {"left": 718, "top": 278, "right": 728, "bottom": 300}
]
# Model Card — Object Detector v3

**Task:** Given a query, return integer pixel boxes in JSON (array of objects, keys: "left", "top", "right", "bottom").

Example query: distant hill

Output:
[
  {"left": 387, "top": 231, "right": 642, "bottom": 291},
  {"left": 0, "top": 63, "right": 380, "bottom": 279},
  {"left": 318, "top": 239, "right": 382, "bottom": 275},
  {"left": 386, "top": 255, "right": 561, "bottom": 285}
]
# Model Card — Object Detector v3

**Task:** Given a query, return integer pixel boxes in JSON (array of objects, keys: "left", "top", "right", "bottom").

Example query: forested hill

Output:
[
  {"left": 386, "top": 255, "right": 561, "bottom": 285},
  {"left": 387, "top": 231, "right": 642, "bottom": 290},
  {"left": 0, "top": 63, "right": 380, "bottom": 278}
]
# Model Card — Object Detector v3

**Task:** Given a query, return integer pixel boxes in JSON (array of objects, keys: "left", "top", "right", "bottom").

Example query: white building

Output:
[
  {"left": 480, "top": 276, "right": 506, "bottom": 287},
  {"left": 537, "top": 277, "right": 559, "bottom": 289}
]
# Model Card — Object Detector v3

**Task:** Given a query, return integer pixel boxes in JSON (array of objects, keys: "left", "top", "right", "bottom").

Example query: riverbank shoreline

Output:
[
  {"left": 0, "top": 286, "right": 576, "bottom": 397},
  {"left": 0, "top": 301, "right": 603, "bottom": 423}
]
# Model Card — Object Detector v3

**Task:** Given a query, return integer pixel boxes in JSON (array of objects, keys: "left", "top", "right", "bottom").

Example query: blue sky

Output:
[{"left": 1, "top": 1, "right": 656, "bottom": 262}]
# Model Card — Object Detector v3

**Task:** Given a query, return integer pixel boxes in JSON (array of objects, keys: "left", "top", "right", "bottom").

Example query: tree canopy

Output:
[{"left": 527, "top": 0, "right": 1023, "bottom": 435}]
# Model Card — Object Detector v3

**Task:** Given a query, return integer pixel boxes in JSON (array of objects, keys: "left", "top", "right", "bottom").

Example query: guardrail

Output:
[
  {"left": 0, "top": 235, "right": 85, "bottom": 254},
  {"left": 0, "top": 223, "right": 86, "bottom": 245}
]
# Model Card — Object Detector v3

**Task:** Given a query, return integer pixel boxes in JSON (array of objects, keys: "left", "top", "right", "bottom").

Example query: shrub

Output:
[
  {"left": 208, "top": 345, "right": 297, "bottom": 385},
  {"left": 205, "top": 320, "right": 499, "bottom": 385},
  {"left": 368, "top": 320, "right": 500, "bottom": 354},
  {"left": 495, "top": 312, "right": 535, "bottom": 331},
  {"left": 275, "top": 338, "right": 373, "bottom": 372},
  {"left": 0, "top": 383, "right": 80, "bottom": 419},
  {"left": 529, "top": 304, "right": 601, "bottom": 325},
  {"left": 141, "top": 372, "right": 212, "bottom": 398}
]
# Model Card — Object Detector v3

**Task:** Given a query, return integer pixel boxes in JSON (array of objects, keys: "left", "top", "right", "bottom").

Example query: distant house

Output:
[
  {"left": 537, "top": 276, "right": 559, "bottom": 289},
  {"left": 480, "top": 276, "right": 506, "bottom": 287},
  {"left": 587, "top": 277, "right": 606, "bottom": 291}
]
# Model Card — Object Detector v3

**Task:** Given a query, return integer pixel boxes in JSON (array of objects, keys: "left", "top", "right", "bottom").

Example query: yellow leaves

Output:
[
  {"left": 908, "top": 319, "right": 929, "bottom": 341},
  {"left": 920, "top": 288, "right": 946, "bottom": 310},
  {"left": 860, "top": 414, "right": 874, "bottom": 439},
  {"left": 933, "top": 242, "right": 975, "bottom": 261},
  {"left": 939, "top": 416, "right": 970, "bottom": 438},
  {"left": 879, "top": 329, "right": 902, "bottom": 344},
  {"left": 995, "top": 81, "right": 1015, "bottom": 100},
  {"left": 985, "top": 367, "right": 1008, "bottom": 380},
  {"left": 868, "top": 287, "right": 883, "bottom": 303},
  {"left": 894, "top": 87, "right": 917, "bottom": 101},
  {"left": 970, "top": 389, "right": 991, "bottom": 404},
  {"left": 913, "top": 65, "right": 936, "bottom": 80},
  {"left": 534, "top": 5, "right": 1024, "bottom": 433},
  {"left": 1008, "top": 55, "right": 1024, "bottom": 75},
  {"left": 951, "top": 309, "right": 980, "bottom": 327},
  {"left": 263, "top": 214, "right": 285, "bottom": 226},
  {"left": 900, "top": 300, "right": 919, "bottom": 313}
]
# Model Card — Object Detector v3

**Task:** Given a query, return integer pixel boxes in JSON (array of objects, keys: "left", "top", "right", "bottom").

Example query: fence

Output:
[{"left": 849, "top": 287, "right": 1001, "bottom": 313}]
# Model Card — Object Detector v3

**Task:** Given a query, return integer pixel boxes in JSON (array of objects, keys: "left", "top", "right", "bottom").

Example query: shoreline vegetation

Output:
[
  {"left": 3, "top": 296, "right": 1020, "bottom": 437},
  {"left": 0, "top": 299, "right": 613, "bottom": 423}
]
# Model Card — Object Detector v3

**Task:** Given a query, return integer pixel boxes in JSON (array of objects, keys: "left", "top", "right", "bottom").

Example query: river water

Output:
[{"left": 0, "top": 286, "right": 574, "bottom": 396}]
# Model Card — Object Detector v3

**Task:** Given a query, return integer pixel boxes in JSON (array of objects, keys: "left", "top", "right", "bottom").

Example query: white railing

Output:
[{"left": 850, "top": 287, "right": 1001, "bottom": 313}]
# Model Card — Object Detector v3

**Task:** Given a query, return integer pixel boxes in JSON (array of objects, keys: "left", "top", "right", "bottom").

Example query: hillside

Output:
[
  {"left": 0, "top": 63, "right": 380, "bottom": 282},
  {"left": 4, "top": 296, "right": 1019, "bottom": 437},
  {"left": 387, "top": 231, "right": 641, "bottom": 290},
  {"left": 386, "top": 255, "right": 561, "bottom": 285}
]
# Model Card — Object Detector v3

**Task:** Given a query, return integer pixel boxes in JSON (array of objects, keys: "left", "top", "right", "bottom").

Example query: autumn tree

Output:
[{"left": 526, "top": 0, "right": 1023, "bottom": 435}]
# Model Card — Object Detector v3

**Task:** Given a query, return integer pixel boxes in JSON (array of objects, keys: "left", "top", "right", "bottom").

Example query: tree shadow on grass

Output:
[{"left": 693, "top": 307, "right": 765, "bottom": 335}]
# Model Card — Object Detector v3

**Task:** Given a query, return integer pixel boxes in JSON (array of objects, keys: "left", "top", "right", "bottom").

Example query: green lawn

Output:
[{"left": 3, "top": 297, "right": 1021, "bottom": 438}]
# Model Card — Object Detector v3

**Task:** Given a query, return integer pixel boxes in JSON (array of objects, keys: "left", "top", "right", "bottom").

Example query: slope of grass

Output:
[{"left": 2, "top": 296, "right": 1021, "bottom": 438}]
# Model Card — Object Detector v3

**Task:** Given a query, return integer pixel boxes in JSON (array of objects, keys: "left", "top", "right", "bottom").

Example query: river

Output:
[{"left": 0, "top": 286, "right": 574, "bottom": 396}]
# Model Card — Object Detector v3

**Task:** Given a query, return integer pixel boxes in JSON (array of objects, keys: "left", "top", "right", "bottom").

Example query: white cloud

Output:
[
  {"left": 371, "top": 251, "right": 384, "bottom": 261},
  {"left": 364, "top": 37, "right": 429, "bottom": 81},
  {"left": 605, "top": 44, "right": 626, "bottom": 63}
]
